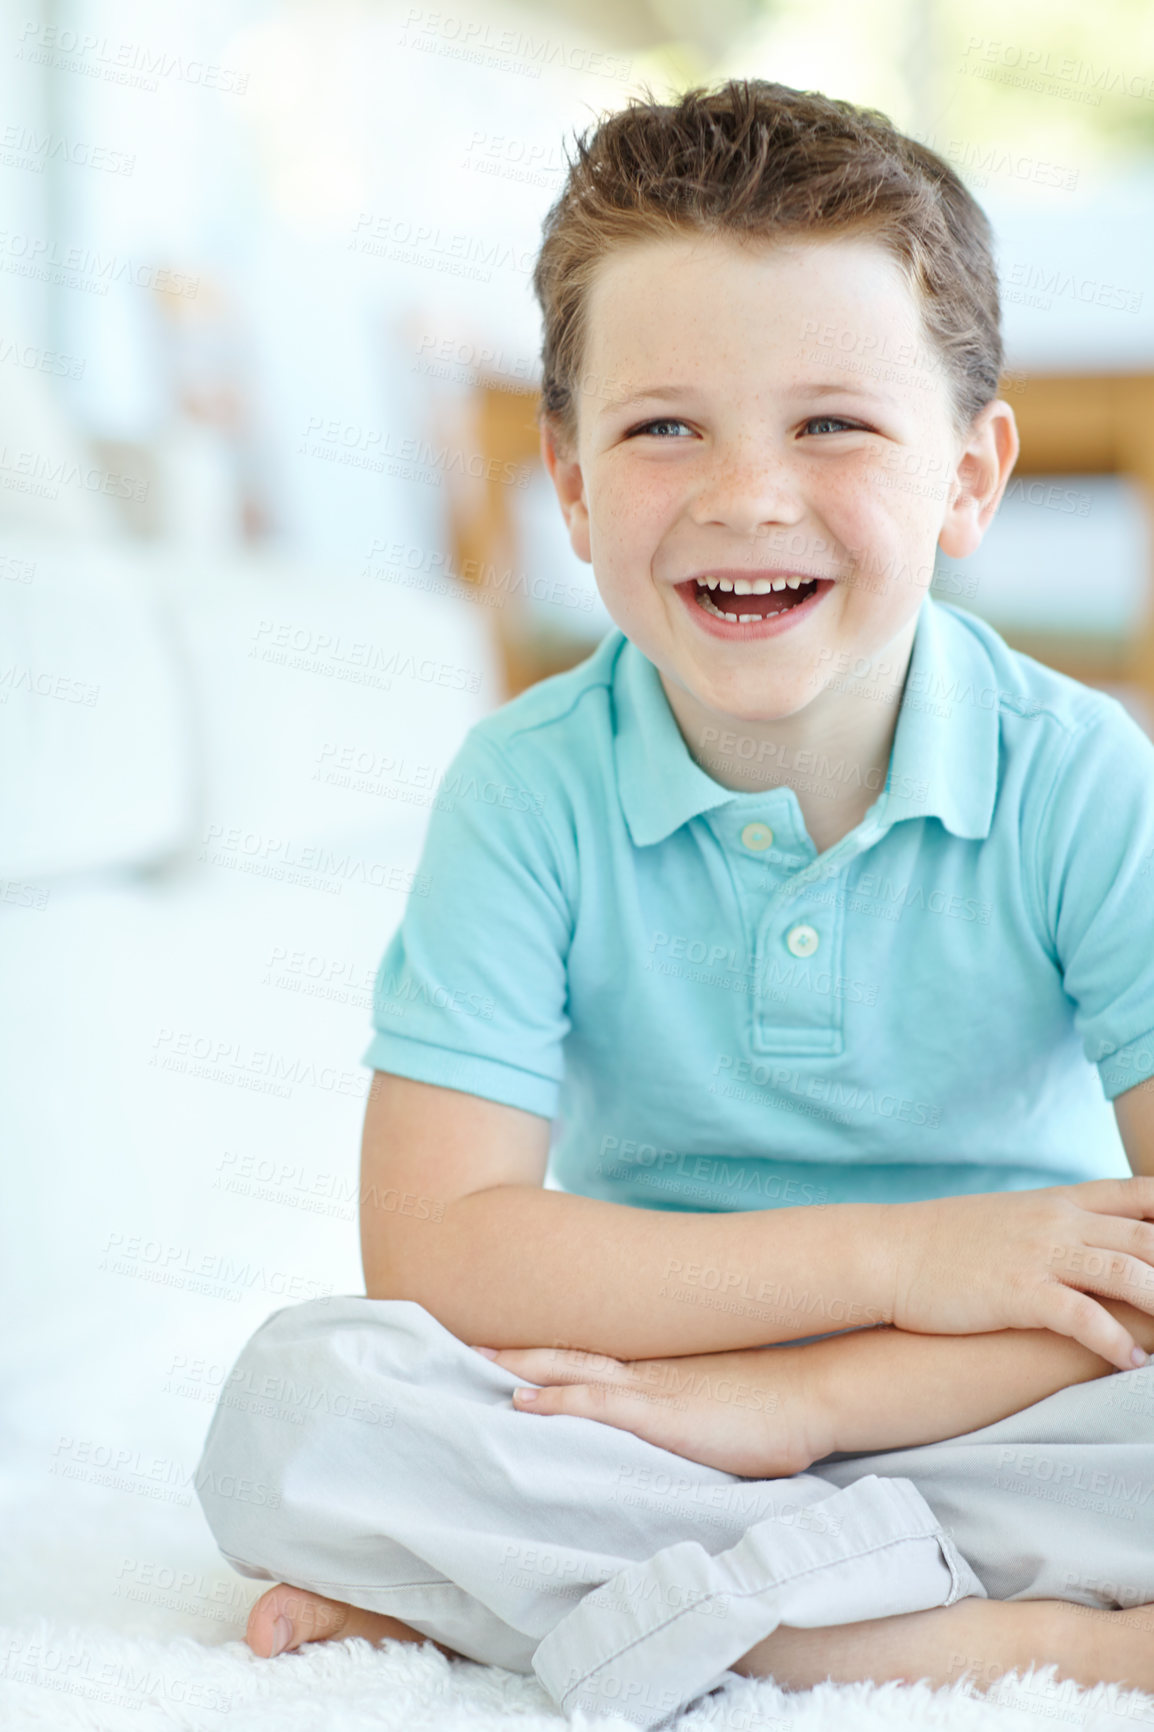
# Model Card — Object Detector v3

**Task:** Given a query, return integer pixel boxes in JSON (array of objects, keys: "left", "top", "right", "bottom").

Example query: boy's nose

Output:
[{"left": 690, "top": 450, "right": 804, "bottom": 534}]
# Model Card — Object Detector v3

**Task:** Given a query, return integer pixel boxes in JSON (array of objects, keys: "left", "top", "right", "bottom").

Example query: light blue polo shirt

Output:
[{"left": 361, "top": 594, "right": 1154, "bottom": 1211}]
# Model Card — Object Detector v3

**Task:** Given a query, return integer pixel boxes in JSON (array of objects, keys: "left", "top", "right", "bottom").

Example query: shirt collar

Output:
[{"left": 612, "top": 594, "right": 1000, "bottom": 848}]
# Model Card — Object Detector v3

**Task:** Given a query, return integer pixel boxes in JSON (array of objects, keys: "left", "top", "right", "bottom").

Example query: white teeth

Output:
[
  {"left": 694, "top": 589, "right": 782, "bottom": 625},
  {"left": 697, "top": 574, "right": 814, "bottom": 593},
  {"left": 693, "top": 580, "right": 823, "bottom": 627}
]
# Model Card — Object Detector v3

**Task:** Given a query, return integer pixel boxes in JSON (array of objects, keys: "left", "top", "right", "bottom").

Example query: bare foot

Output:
[
  {"left": 736, "top": 1594, "right": 1154, "bottom": 1696},
  {"left": 246, "top": 1582, "right": 460, "bottom": 1661}
]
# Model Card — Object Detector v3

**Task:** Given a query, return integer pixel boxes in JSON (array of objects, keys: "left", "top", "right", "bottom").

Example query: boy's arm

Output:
[
  {"left": 1116, "top": 1079, "right": 1154, "bottom": 1177},
  {"left": 360, "top": 1072, "right": 889, "bottom": 1358},
  {"left": 361, "top": 1072, "right": 1154, "bottom": 1369},
  {"left": 482, "top": 1295, "right": 1154, "bottom": 1479},
  {"left": 806, "top": 1297, "right": 1154, "bottom": 1459}
]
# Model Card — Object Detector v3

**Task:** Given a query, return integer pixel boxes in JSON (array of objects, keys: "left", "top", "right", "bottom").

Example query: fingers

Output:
[
  {"left": 506, "top": 1373, "right": 793, "bottom": 1478},
  {"left": 477, "top": 1349, "right": 690, "bottom": 1447},
  {"left": 472, "top": 1345, "right": 639, "bottom": 1388},
  {"left": 508, "top": 1376, "right": 716, "bottom": 1465},
  {"left": 1094, "top": 1213, "right": 1154, "bottom": 1273},
  {"left": 1065, "top": 1176, "right": 1154, "bottom": 1220},
  {"left": 1094, "top": 1295, "right": 1154, "bottom": 1357},
  {"left": 1035, "top": 1284, "right": 1150, "bottom": 1372},
  {"left": 511, "top": 1378, "right": 651, "bottom": 1418},
  {"left": 1059, "top": 1218, "right": 1154, "bottom": 1313}
]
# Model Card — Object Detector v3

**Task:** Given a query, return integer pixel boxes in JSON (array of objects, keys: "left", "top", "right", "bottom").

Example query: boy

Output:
[{"left": 196, "top": 81, "right": 1154, "bottom": 1723}]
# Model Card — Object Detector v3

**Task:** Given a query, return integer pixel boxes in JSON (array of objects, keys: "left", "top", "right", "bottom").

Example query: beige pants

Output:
[{"left": 195, "top": 1296, "right": 1154, "bottom": 1729}]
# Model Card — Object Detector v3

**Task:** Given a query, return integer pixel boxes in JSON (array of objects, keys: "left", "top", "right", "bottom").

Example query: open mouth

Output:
[
  {"left": 676, "top": 574, "right": 832, "bottom": 636},
  {"left": 693, "top": 576, "right": 819, "bottom": 622}
]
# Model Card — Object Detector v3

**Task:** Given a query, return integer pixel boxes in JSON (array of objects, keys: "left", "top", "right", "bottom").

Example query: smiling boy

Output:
[
  {"left": 196, "top": 82, "right": 1154, "bottom": 1719},
  {"left": 544, "top": 226, "right": 974, "bottom": 862}
]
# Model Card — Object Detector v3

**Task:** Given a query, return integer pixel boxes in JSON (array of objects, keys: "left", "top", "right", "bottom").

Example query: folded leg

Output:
[
  {"left": 194, "top": 1294, "right": 980, "bottom": 1721},
  {"left": 540, "top": 1359, "right": 1154, "bottom": 1724},
  {"left": 809, "top": 1360, "right": 1154, "bottom": 1606}
]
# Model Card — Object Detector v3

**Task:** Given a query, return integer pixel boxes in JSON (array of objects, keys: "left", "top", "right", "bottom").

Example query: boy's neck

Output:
[{"left": 658, "top": 621, "right": 917, "bottom": 854}]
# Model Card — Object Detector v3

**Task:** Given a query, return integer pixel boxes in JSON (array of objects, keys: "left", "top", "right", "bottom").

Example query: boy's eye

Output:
[
  {"left": 803, "top": 415, "right": 862, "bottom": 435},
  {"left": 626, "top": 418, "right": 694, "bottom": 439},
  {"left": 626, "top": 415, "right": 866, "bottom": 439}
]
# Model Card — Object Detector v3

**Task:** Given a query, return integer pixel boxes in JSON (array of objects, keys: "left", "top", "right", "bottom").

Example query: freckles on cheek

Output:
[{"left": 596, "top": 478, "right": 666, "bottom": 555}]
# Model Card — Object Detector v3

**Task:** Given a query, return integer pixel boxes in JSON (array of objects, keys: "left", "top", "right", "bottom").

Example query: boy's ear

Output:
[
  {"left": 540, "top": 419, "right": 592, "bottom": 564},
  {"left": 938, "top": 398, "right": 1020, "bottom": 561}
]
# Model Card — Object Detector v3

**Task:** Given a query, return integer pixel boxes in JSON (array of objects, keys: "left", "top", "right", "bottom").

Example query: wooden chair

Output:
[
  {"left": 444, "top": 382, "right": 600, "bottom": 700},
  {"left": 447, "top": 372, "right": 1154, "bottom": 711},
  {"left": 994, "top": 371, "right": 1154, "bottom": 707}
]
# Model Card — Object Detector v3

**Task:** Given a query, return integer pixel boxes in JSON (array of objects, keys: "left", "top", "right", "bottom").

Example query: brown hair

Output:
[{"left": 532, "top": 79, "right": 1004, "bottom": 454}]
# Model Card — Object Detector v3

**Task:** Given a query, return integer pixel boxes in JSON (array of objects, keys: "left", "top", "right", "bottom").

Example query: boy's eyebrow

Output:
[
  {"left": 597, "top": 384, "right": 695, "bottom": 415},
  {"left": 806, "top": 381, "right": 900, "bottom": 401},
  {"left": 598, "top": 380, "right": 901, "bottom": 415}
]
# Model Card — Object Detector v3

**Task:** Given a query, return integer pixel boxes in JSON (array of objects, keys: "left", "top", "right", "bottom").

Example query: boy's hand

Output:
[
  {"left": 886, "top": 1177, "right": 1154, "bottom": 1370},
  {"left": 471, "top": 1343, "right": 835, "bottom": 1478}
]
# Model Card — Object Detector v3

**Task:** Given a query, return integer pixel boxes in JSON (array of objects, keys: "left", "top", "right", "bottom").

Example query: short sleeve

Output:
[
  {"left": 360, "top": 726, "right": 573, "bottom": 1119},
  {"left": 1031, "top": 698, "right": 1154, "bottom": 1100}
]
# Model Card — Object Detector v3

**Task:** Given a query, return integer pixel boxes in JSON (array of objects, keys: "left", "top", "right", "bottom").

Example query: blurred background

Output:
[{"left": 2, "top": 0, "right": 1154, "bottom": 1692}]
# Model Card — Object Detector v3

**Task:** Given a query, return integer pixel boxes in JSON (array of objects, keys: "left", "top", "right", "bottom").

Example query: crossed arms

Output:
[{"left": 359, "top": 1071, "right": 1154, "bottom": 1474}]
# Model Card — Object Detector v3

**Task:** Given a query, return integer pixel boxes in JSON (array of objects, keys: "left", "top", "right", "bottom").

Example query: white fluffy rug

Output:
[{"left": 3, "top": 1617, "right": 1154, "bottom": 1732}]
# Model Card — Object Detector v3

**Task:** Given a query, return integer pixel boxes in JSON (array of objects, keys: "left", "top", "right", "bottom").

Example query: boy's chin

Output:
[
  {"left": 687, "top": 667, "right": 824, "bottom": 721},
  {"left": 698, "top": 694, "right": 821, "bottom": 731}
]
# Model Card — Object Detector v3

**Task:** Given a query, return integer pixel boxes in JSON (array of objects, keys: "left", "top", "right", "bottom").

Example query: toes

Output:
[
  {"left": 247, "top": 1590, "right": 288, "bottom": 1658},
  {"left": 246, "top": 1585, "right": 348, "bottom": 1656},
  {"left": 281, "top": 1588, "right": 348, "bottom": 1643}
]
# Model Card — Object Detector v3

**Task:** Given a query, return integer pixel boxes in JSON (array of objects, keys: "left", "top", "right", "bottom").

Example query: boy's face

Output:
[{"left": 542, "top": 230, "right": 1017, "bottom": 729}]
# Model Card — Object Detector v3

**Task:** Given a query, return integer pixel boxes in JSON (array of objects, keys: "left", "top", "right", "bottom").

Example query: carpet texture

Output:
[{"left": 3, "top": 1617, "right": 1154, "bottom": 1731}]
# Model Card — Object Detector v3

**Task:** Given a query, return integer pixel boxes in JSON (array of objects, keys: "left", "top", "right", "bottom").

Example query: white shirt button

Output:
[
  {"left": 740, "top": 822, "right": 774, "bottom": 852},
  {"left": 785, "top": 923, "right": 819, "bottom": 958}
]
